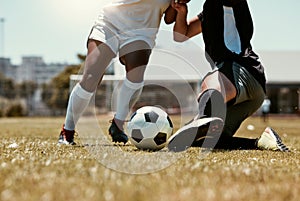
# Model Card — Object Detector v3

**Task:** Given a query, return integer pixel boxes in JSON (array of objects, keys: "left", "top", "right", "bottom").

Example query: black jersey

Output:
[{"left": 198, "top": 0, "right": 266, "bottom": 92}]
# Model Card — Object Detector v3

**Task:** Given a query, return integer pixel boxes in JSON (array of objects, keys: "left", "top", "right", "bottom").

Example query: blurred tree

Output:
[
  {"left": 17, "top": 81, "right": 38, "bottom": 98},
  {"left": 6, "top": 103, "right": 25, "bottom": 117},
  {"left": 0, "top": 73, "right": 32, "bottom": 117},
  {"left": 0, "top": 72, "right": 16, "bottom": 99}
]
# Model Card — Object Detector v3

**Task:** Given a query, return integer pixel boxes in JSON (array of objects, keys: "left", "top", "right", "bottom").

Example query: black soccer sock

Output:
[{"left": 197, "top": 89, "right": 226, "bottom": 120}]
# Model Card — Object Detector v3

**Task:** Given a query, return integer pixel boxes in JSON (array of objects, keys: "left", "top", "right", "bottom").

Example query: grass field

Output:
[{"left": 0, "top": 115, "right": 299, "bottom": 201}]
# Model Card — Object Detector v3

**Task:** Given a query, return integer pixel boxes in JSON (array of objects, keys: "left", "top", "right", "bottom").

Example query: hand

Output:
[{"left": 171, "top": 0, "right": 188, "bottom": 13}]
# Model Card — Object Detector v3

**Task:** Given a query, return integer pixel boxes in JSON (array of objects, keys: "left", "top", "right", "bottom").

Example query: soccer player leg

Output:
[
  {"left": 117, "top": 40, "right": 152, "bottom": 121},
  {"left": 207, "top": 65, "right": 266, "bottom": 150},
  {"left": 67, "top": 40, "right": 115, "bottom": 125},
  {"left": 60, "top": 40, "right": 116, "bottom": 144},
  {"left": 168, "top": 74, "right": 227, "bottom": 152},
  {"left": 193, "top": 70, "right": 241, "bottom": 148},
  {"left": 109, "top": 40, "right": 152, "bottom": 143},
  {"left": 109, "top": 78, "right": 144, "bottom": 143}
]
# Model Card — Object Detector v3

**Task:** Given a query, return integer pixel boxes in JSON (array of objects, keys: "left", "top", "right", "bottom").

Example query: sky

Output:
[{"left": 0, "top": 0, "right": 300, "bottom": 64}]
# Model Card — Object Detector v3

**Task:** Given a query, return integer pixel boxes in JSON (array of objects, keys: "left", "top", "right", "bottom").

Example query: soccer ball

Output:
[{"left": 126, "top": 106, "right": 173, "bottom": 151}]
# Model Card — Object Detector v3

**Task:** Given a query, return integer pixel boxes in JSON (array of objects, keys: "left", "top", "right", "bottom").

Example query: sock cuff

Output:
[
  {"left": 74, "top": 83, "right": 94, "bottom": 100},
  {"left": 124, "top": 78, "right": 144, "bottom": 90}
]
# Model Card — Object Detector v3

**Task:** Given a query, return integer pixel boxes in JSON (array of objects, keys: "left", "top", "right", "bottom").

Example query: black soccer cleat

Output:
[{"left": 108, "top": 119, "right": 128, "bottom": 144}]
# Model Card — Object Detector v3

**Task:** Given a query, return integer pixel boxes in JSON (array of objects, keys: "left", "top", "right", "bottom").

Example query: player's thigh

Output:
[
  {"left": 119, "top": 41, "right": 152, "bottom": 81},
  {"left": 200, "top": 71, "right": 237, "bottom": 103},
  {"left": 80, "top": 39, "right": 116, "bottom": 92}
]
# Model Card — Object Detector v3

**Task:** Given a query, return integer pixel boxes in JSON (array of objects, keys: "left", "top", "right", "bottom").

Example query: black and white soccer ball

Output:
[{"left": 126, "top": 106, "right": 173, "bottom": 151}]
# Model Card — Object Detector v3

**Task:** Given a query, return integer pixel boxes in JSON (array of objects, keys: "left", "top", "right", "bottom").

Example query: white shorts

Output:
[{"left": 88, "top": 18, "right": 156, "bottom": 55}]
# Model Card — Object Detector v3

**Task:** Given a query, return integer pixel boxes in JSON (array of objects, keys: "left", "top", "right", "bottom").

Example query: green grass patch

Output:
[{"left": 0, "top": 115, "right": 299, "bottom": 201}]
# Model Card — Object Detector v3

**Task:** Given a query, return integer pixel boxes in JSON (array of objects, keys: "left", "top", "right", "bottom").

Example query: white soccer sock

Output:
[
  {"left": 64, "top": 83, "right": 94, "bottom": 131},
  {"left": 115, "top": 78, "right": 144, "bottom": 121}
]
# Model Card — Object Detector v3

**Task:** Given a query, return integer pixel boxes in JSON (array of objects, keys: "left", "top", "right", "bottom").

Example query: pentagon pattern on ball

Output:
[
  {"left": 131, "top": 129, "right": 143, "bottom": 143},
  {"left": 144, "top": 111, "right": 159, "bottom": 123},
  {"left": 154, "top": 132, "right": 167, "bottom": 146}
]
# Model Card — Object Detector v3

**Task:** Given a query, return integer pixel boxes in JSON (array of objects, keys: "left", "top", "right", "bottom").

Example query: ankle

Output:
[
  {"left": 113, "top": 118, "right": 125, "bottom": 131},
  {"left": 63, "top": 124, "right": 75, "bottom": 132}
]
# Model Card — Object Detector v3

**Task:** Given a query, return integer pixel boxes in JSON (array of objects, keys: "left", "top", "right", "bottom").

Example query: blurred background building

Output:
[{"left": 0, "top": 50, "right": 299, "bottom": 116}]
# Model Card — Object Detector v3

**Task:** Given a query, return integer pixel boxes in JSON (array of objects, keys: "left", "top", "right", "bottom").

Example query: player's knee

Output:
[{"left": 200, "top": 71, "right": 222, "bottom": 91}]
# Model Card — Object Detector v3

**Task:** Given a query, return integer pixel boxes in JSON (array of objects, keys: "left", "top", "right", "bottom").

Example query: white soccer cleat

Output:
[
  {"left": 167, "top": 117, "right": 224, "bottom": 152},
  {"left": 256, "top": 127, "right": 289, "bottom": 152}
]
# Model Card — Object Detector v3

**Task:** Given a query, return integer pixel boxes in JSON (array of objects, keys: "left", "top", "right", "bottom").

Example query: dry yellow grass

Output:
[{"left": 0, "top": 115, "right": 299, "bottom": 201}]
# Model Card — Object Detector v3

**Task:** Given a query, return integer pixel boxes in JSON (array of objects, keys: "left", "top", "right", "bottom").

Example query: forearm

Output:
[{"left": 173, "top": 9, "right": 188, "bottom": 42}]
